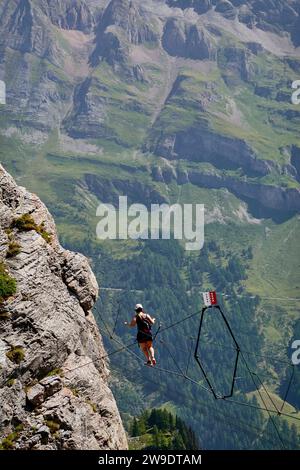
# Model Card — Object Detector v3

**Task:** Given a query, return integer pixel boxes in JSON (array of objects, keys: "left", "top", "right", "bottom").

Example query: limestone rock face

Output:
[
  {"left": 162, "top": 18, "right": 214, "bottom": 60},
  {"left": 0, "top": 164, "right": 127, "bottom": 450},
  {"left": 91, "top": 0, "right": 157, "bottom": 66}
]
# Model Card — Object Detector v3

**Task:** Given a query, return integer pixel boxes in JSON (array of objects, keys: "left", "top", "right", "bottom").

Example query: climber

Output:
[{"left": 124, "top": 304, "right": 156, "bottom": 366}]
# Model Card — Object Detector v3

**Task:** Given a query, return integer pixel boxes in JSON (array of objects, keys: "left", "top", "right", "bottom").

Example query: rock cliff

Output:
[{"left": 0, "top": 164, "right": 127, "bottom": 450}]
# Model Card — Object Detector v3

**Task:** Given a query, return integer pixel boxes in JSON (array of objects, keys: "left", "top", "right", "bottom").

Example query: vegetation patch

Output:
[
  {"left": 0, "top": 425, "right": 23, "bottom": 450},
  {"left": 6, "top": 241, "right": 21, "bottom": 258},
  {"left": 44, "top": 419, "right": 60, "bottom": 435},
  {"left": 45, "top": 368, "right": 64, "bottom": 378},
  {"left": 0, "top": 261, "right": 17, "bottom": 303},
  {"left": 86, "top": 400, "right": 97, "bottom": 413},
  {"left": 11, "top": 214, "right": 52, "bottom": 244},
  {"left": 0, "top": 311, "right": 11, "bottom": 320},
  {"left": 5, "top": 228, "right": 21, "bottom": 258},
  {"left": 6, "top": 346, "right": 25, "bottom": 364},
  {"left": 0, "top": 432, "right": 19, "bottom": 450},
  {"left": 6, "top": 378, "right": 15, "bottom": 387}
]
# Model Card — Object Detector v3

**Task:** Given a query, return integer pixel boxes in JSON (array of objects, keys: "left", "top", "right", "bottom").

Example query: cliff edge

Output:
[{"left": 0, "top": 164, "right": 127, "bottom": 450}]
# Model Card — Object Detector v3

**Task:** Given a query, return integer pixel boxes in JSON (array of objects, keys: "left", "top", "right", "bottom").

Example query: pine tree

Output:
[{"left": 131, "top": 418, "right": 139, "bottom": 437}]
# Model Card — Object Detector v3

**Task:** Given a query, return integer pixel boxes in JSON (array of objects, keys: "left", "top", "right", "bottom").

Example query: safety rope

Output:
[
  {"left": 98, "top": 328, "right": 294, "bottom": 450},
  {"left": 64, "top": 304, "right": 300, "bottom": 428},
  {"left": 141, "top": 374, "right": 296, "bottom": 449}
]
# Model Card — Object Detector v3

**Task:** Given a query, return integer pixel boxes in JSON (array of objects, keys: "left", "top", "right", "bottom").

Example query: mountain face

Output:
[
  {"left": 167, "top": 0, "right": 300, "bottom": 44},
  {"left": 0, "top": 165, "right": 127, "bottom": 450},
  {"left": 0, "top": 0, "right": 299, "bottom": 217}
]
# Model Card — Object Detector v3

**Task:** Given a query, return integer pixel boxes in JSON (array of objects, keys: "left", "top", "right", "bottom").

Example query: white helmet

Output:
[{"left": 135, "top": 303, "right": 143, "bottom": 311}]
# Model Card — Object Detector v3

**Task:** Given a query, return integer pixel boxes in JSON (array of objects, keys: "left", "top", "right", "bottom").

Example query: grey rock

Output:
[
  {"left": 64, "top": 77, "right": 108, "bottom": 139},
  {"left": 152, "top": 166, "right": 164, "bottom": 183},
  {"left": 40, "top": 375, "right": 63, "bottom": 397},
  {"left": 188, "top": 169, "right": 300, "bottom": 214},
  {"left": 26, "top": 384, "right": 45, "bottom": 407},
  {"left": 162, "top": 166, "right": 176, "bottom": 183},
  {"left": 100, "top": 0, "right": 157, "bottom": 45},
  {"left": 61, "top": 252, "right": 98, "bottom": 315},
  {"left": 166, "top": 0, "right": 212, "bottom": 15},
  {"left": 92, "top": 30, "right": 127, "bottom": 67},
  {"left": 83, "top": 173, "right": 168, "bottom": 207},
  {"left": 238, "top": 5, "right": 256, "bottom": 28},
  {"left": 215, "top": 1, "right": 237, "bottom": 20},
  {"left": 152, "top": 126, "right": 273, "bottom": 177},
  {"left": 38, "top": 0, "right": 96, "bottom": 33},
  {"left": 0, "top": 165, "right": 127, "bottom": 450},
  {"left": 91, "top": 0, "right": 157, "bottom": 66},
  {"left": 177, "top": 169, "right": 189, "bottom": 185},
  {"left": 291, "top": 146, "right": 300, "bottom": 183},
  {"left": 194, "top": 0, "right": 212, "bottom": 15},
  {"left": 245, "top": 42, "right": 264, "bottom": 55},
  {"left": 162, "top": 18, "right": 214, "bottom": 60},
  {"left": 169, "top": 0, "right": 300, "bottom": 44},
  {"left": 25, "top": 434, "right": 42, "bottom": 448},
  {"left": 218, "top": 46, "right": 252, "bottom": 83},
  {"left": 254, "top": 85, "right": 274, "bottom": 99},
  {"left": 36, "top": 425, "right": 50, "bottom": 436}
]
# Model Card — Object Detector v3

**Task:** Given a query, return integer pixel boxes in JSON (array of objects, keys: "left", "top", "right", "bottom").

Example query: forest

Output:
[
  {"left": 60, "top": 232, "right": 300, "bottom": 450},
  {"left": 128, "top": 408, "right": 199, "bottom": 450}
]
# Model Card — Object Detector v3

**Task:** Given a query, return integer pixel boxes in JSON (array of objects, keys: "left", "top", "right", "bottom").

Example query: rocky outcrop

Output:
[
  {"left": 91, "top": 29, "right": 127, "bottom": 66},
  {"left": 167, "top": 0, "right": 300, "bottom": 43},
  {"left": 6, "top": 61, "right": 74, "bottom": 132},
  {"left": 0, "top": 165, "right": 127, "bottom": 450},
  {"left": 218, "top": 46, "right": 253, "bottom": 84},
  {"left": 194, "top": 0, "right": 213, "bottom": 14},
  {"left": 162, "top": 18, "right": 214, "bottom": 60},
  {"left": 151, "top": 126, "right": 275, "bottom": 177},
  {"left": 100, "top": 0, "right": 157, "bottom": 45},
  {"left": 187, "top": 169, "right": 300, "bottom": 215},
  {"left": 91, "top": 0, "right": 157, "bottom": 66},
  {"left": 291, "top": 15, "right": 300, "bottom": 47},
  {"left": 167, "top": 0, "right": 212, "bottom": 15},
  {"left": 64, "top": 77, "right": 107, "bottom": 139},
  {"left": 0, "top": 1, "right": 81, "bottom": 132},
  {"left": 215, "top": 1, "right": 237, "bottom": 20},
  {"left": 150, "top": 161, "right": 300, "bottom": 215},
  {"left": 291, "top": 146, "right": 300, "bottom": 183},
  {"left": 167, "top": 0, "right": 300, "bottom": 45},
  {"left": 38, "top": 0, "right": 96, "bottom": 33},
  {"left": 237, "top": 4, "right": 256, "bottom": 28},
  {"left": 84, "top": 173, "right": 168, "bottom": 207},
  {"left": 0, "top": 0, "right": 59, "bottom": 62}
]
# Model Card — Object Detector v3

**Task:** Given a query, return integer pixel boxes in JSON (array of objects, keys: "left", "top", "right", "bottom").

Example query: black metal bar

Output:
[
  {"left": 223, "top": 348, "right": 240, "bottom": 399},
  {"left": 280, "top": 365, "right": 295, "bottom": 413},
  {"left": 194, "top": 307, "right": 219, "bottom": 399},
  {"left": 194, "top": 304, "right": 243, "bottom": 400},
  {"left": 216, "top": 305, "right": 240, "bottom": 350}
]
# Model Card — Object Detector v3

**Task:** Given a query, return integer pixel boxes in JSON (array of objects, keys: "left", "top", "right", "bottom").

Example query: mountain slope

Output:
[{"left": 0, "top": 0, "right": 299, "bottom": 217}]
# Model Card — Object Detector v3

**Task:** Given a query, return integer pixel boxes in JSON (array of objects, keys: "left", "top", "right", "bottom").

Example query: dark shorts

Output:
[{"left": 137, "top": 331, "right": 153, "bottom": 344}]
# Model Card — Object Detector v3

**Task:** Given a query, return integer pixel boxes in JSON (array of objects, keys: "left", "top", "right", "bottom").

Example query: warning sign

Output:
[{"left": 203, "top": 291, "right": 218, "bottom": 307}]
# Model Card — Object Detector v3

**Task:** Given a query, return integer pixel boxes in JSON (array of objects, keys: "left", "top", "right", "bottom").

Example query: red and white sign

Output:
[{"left": 203, "top": 291, "right": 218, "bottom": 307}]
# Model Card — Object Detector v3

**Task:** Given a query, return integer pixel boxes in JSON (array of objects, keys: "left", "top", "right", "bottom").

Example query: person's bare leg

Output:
[
  {"left": 149, "top": 346, "right": 155, "bottom": 361},
  {"left": 141, "top": 344, "right": 150, "bottom": 361}
]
